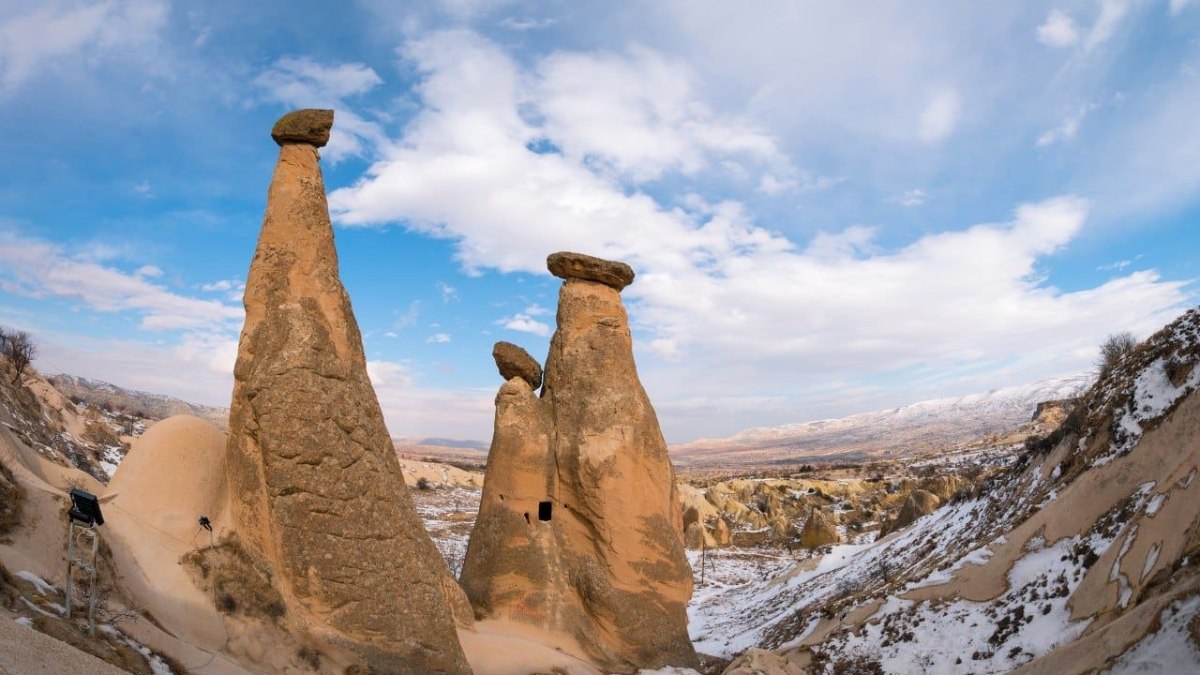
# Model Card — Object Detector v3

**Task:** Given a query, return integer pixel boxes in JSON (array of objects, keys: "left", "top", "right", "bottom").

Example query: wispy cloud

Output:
[
  {"left": 497, "top": 311, "right": 550, "bottom": 337},
  {"left": 1036, "top": 102, "right": 1098, "bottom": 147},
  {"left": 918, "top": 88, "right": 961, "bottom": 143},
  {"left": 895, "top": 189, "right": 928, "bottom": 207},
  {"left": 253, "top": 57, "right": 386, "bottom": 161},
  {"left": 0, "top": 0, "right": 167, "bottom": 93},
  {"left": 426, "top": 332, "right": 452, "bottom": 343},
  {"left": 1037, "top": 10, "right": 1079, "bottom": 48},
  {"left": 0, "top": 229, "right": 242, "bottom": 331}
]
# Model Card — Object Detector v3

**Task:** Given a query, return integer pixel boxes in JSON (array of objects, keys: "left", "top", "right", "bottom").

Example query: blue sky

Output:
[{"left": 0, "top": 0, "right": 1197, "bottom": 443}]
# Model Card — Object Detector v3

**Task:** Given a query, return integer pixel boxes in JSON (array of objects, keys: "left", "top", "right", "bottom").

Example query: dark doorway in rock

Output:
[{"left": 538, "top": 501, "right": 553, "bottom": 521}]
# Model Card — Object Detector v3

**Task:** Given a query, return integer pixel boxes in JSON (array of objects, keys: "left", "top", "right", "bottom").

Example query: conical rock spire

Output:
[{"left": 225, "top": 109, "right": 471, "bottom": 674}]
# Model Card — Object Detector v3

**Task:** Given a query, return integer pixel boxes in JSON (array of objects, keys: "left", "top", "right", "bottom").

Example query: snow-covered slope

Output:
[
  {"left": 691, "top": 308, "right": 1200, "bottom": 673},
  {"left": 673, "top": 373, "right": 1092, "bottom": 465}
]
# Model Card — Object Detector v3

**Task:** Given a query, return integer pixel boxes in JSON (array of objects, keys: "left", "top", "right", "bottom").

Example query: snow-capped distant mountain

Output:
[
  {"left": 672, "top": 373, "right": 1093, "bottom": 465},
  {"left": 48, "top": 373, "right": 229, "bottom": 429}
]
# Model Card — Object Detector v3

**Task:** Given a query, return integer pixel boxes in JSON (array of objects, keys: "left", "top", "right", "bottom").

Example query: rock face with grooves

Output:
[
  {"left": 226, "top": 109, "right": 470, "bottom": 674},
  {"left": 461, "top": 252, "right": 697, "bottom": 672}
]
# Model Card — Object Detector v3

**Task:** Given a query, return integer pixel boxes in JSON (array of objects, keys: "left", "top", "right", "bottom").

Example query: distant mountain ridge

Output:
[
  {"left": 671, "top": 373, "right": 1093, "bottom": 466},
  {"left": 47, "top": 374, "right": 230, "bottom": 430}
]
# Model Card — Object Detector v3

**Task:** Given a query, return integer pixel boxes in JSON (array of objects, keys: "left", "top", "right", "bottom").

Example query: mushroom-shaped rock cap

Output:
[
  {"left": 271, "top": 109, "right": 334, "bottom": 147},
  {"left": 547, "top": 251, "right": 635, "bottom": 291},
  {"left": 492, "top": 341, "right": 543, "bottom": 389}
]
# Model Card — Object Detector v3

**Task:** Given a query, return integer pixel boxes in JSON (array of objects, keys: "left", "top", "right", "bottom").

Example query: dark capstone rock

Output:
[
  {"left": 492, "top": 341, "right": 543, "bottom": 389},
  {"left": 547, "top": 251, "right": 635, "bottom": 291},
  {"left": 271, "top": 109, "right": 334, "bottom": 147}
]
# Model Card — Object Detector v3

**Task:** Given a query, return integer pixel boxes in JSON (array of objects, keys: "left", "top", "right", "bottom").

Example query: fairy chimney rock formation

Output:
[
  {"left": 461, "top": 251, "right": 698, "bottom": 672},
  {"left": 225, "top": 109, "right": 470, "bottom": 674},
  {"left": 492, "top": 341, "right": 543, "bottom": 389}
]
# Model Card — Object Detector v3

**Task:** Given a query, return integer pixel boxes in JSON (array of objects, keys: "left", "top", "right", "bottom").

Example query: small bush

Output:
[
  {"left": 183, "top": 538, "right": 287, "bottom": 623},
  {"left": 1098, "top": 331, "right": 1138, "bottom": 375},
  {"left": 415, "top": 477, "right": 431, "bottom": 491},
  {"left": 0, "top": 328, "right": 37, "bottom": 383}
]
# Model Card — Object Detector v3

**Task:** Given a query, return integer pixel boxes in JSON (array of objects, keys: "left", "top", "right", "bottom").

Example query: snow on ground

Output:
[
  {"left": 1102, "top": 596, "right": 1200, "bottom": 674},
  {"left": 15, "top": 570, "right": 57, "bottom": 596},
  {"left": 98, "top": 445, "right": 124, "bottom": 477},
  {"left": 412, "top": 486, "right": 481, "bottom": 578}
]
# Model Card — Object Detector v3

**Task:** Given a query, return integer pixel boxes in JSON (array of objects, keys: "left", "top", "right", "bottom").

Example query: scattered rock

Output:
[
  {"left": 461, "top": 251, "right": 697, "bottom": 672},
  {"left": 722, "top": 648, "right": 804, "bottom": 674},
  {"left": 713, "top": 517, "right": 732, "bottom": 547},
  {"left": 492, "top": 341, "right": 543, "bottom": 389},
  {"left": 799, "top": 507, "right": 840, "bottom": 548},
  {"left": 270, "top": 108, "right": 334, "bottom": 147},
  {"left": 547, "top": 251, "right": 635, "bottom": 290},
  {"left": 880, "top": 489, "right": 941, "bottom": 538},
  {"left": 225, "top": 110, "right": 470, "bottom": 673},
  {"left": 685, "top": 521, "right": 706, "bottom": 550}
]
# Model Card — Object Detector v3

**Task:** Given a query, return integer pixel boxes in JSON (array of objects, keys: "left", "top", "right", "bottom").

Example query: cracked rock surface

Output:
[
  {"left": 461, "top": 253, "right": 698, "bottom": 673},
  {"left": 225, "top": 110, "right": 471, "bottom": 674}
]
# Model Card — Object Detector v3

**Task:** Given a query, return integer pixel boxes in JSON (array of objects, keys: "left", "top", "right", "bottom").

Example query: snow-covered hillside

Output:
[
  {"left": 674, "top": 373, "right": 1092, "bottom": 465},
  {"left": 689, "top": 309, "right": 1200, "bottom": 673}
]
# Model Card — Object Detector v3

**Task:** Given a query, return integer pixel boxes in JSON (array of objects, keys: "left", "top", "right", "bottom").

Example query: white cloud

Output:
[
  {"left": 532, "top": 45, "right": 785, "bottom": 182},
  {"left": 437, "top": 281, "right": 458, "bottom": 302},
  {"left": 327, "top": 31, "right": 1191, "bottom": 439},
  {"left": 201, "top": 279, "right": 234, "bottom": 292},
  {"left": 0, "top": 0, "right": 167, "bottom": 92},
  {"left": 1098, "top": 256, "right": 1141, "bottom": 271},
  {"left": 1037, "top": 10, "right": 1080, "bottom": 48},
  {"left": 1085, "top": 0, "right": 1131, "bottom": 51},
  {"left": 918, "top": 88, "right": 961, "bottom": 143},
  {"left": 134, "top": 264, "right": 163, "bottom": 278},
  {"left": 499, "top": 16, "right": 555, "bottom": 31},
  {"left": 1036, "top": 102, "right": 1097, "bottom": 147},
  {"left": 392, "top": 300, "right": 421, "bottom": 329},
  {"left": 253, "top": 57, "right": 386, "bottom": 161},
  {"left": 366, "top": 359, "right": 415, "bottom": 388},
  {"left": 426, "top": 332, "right": 452, "bottom": 343},
  {"left": 0, "top": 229, "right": 243, "bottom": 331},
  {"left": 32, "top": 330, "right": 234, "bottom": 408},
  {"left": 895, "top": 189, "right": 928, "bottom": 207},
  {"left": 498, "top": 312, "right": 551, "bottom": 337}
]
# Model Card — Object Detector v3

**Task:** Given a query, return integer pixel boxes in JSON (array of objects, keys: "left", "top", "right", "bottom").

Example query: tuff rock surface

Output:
[
  {"left": 880, "top": 488, "right": 940, "bottom": 538},
  {"left": 798, "top": 507, "right": 840, "bottom": 549},
  {"left": 460, "top": 252, "right": 697, "bottom": 672},
  {"left": 492, "top": 341, "right": 543, "bottom": 389},
  {"left": 270, "top": 108, "right": 334, "bottom": 147},
  {"left": 546, "top": 251, "right": 635, "bottom": 290},
  {"left": 225, "top": 110, "right": 470, "bottom": 674}
]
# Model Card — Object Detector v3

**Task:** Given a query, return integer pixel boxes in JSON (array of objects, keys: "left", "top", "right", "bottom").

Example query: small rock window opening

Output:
[
  {"left": 523, "top": 512, "right": 530, "bottom": 524},
  {"left": 538, "top": 501, "right": 553, "bottom": 522}
]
